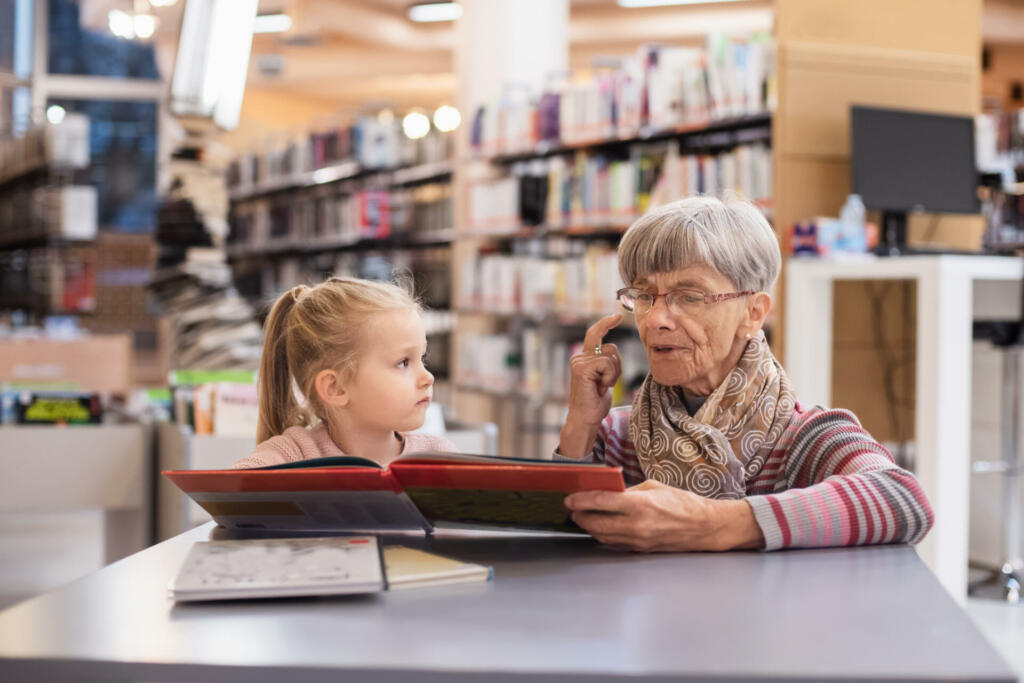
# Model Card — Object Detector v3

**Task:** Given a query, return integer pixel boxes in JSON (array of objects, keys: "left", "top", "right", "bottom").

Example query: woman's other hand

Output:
[
  {"left": 558, "top": 313, "right": 623, "bottom": 458},
  {"left": 564, "top": 480, "right": 765, "bottom": 552}
]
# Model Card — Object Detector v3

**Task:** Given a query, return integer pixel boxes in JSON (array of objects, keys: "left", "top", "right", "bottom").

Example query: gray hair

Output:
[{"left": 617, "top": 195, "right": 781, "bottom": 293}]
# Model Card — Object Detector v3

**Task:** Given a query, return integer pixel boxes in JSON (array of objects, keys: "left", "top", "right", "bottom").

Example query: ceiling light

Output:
[
  {"left": 433, "top": 105, "right": 460, "bottom": 132},
  {"left": 252, "top": 14, "right": 292, "bottom": 33},
  {"left": 402, "top": 111, "right": 431, "bottom": 140},
  {"left": 108, "top": 9, "right": 135, "bottom": 39},
  {"left": 46, "top": 105, "right": 66, "bottom": 125},
  {"left": 133, "top": 13, "right": 157, "bottom": 39},
  {"left": 408, "top": 2, "right": 462, "bottom": 23},
  {"left": 148, "top": 0, "right": 178, "bottom": 6},
  {"left": 616, "top": 0, "right": 746, "bottom": 6}
]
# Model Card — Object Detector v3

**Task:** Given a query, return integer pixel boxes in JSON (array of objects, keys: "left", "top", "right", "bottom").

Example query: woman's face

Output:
[{"left": 632, "top": 264, "right": 758, "bottom": 396}]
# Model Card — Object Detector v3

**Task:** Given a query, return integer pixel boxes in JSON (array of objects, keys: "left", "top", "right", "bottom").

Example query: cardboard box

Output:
[{"left": 0, "top": 334, "right": 133, "bottom": 394}]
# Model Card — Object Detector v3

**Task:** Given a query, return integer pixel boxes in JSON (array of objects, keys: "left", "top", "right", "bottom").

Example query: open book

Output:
[{"left": 163, "top": 451, "right": 625, "bottom": 534}]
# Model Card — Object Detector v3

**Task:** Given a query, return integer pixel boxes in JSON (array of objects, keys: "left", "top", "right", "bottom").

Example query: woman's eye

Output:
[
  {"left": 397, "top": 358, "right": 410, "bottom": 368},
  {"left": 684, "top": 293, "right": 703, "bottom": 303}
]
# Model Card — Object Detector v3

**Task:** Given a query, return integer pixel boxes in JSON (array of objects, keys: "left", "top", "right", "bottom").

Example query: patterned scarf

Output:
[{"left": 629, "top": 331, "right": 796, "bottom": 499}]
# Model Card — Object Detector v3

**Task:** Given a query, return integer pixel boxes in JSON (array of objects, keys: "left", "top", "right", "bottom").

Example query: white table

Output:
[
  {"left": 0, "top": 523, "right": 1014, "bottom": 682},
  {"left": 785, "top": 254, "right": 1023, "bottom": 602},
  {"left": 0, "top": 425, "right": 151, "bottom": 563}
]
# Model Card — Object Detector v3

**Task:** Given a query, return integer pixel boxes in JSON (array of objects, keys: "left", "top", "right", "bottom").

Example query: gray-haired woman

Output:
[{"left": 560, "top": 195, "right": 933, "bottom": 551}]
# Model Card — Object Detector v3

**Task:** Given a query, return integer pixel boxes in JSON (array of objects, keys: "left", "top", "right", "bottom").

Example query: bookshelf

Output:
[
  {"left": 225, "top": 122, "right": 457, "bottom": 399},
  {"left": 455, "top": 97, "right": 775, "bottom": 458},
  {"left": 0, "top": 115, "right": 98, "bottom": 319}
]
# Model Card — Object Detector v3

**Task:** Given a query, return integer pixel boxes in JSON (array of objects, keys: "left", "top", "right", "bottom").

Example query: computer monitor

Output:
[{"left": 850, "top": 105, "right": 979, "bottom": 255}]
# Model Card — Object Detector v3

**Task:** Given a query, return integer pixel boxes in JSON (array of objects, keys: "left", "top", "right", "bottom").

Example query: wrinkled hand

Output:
[
  {"left": 568, "top": 313, "right": 623, "bottom": 425},
  {"left": 564, "top": 479, "right": 764, "bottom": 552}
]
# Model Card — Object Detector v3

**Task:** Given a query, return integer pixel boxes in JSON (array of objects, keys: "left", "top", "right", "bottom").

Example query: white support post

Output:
[
  {"left": 784, "top": 261, "right": 835, "bottom": 408},
  {"left": 914, "top": 260, "right": 973, "bottom": 603}
]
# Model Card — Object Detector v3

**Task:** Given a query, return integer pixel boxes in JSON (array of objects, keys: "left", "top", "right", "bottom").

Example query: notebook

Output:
[
  {"left": 168, "top": 536, "right": 385, "bottom": 602},
  {"left": 383, "top": 546, "right": 493, "bottom": 590}
]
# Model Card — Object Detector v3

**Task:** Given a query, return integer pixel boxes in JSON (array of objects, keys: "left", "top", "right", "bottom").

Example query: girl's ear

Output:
[
  {"left": 314, "top": 369, "right": 349, "bottom": 408},
  {"left": 743, "top": 291, "right": 772, "bottom": 337}
]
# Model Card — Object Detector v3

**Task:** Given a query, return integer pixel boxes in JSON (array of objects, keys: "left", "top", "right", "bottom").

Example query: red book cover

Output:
[{"left": 163, "top": 453, "right": 625, "bottom": 534}]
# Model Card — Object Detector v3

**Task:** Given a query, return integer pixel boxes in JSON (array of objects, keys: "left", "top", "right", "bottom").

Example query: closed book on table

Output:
[
  {"left": 168, "top": 536, "right": 385, "bottom": 602},
  {"left": 383, "top": 546, "right": 492, "bottom": 590}
]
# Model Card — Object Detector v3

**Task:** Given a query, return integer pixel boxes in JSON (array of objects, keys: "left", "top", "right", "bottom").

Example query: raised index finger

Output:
[{"left": 583, "top": 313, "right": 623, "bottom": 351}]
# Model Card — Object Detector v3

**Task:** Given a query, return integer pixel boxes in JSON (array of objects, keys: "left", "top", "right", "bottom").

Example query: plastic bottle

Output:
[{"left": 838, "top": 193, "right": 867, "bottom": 252}]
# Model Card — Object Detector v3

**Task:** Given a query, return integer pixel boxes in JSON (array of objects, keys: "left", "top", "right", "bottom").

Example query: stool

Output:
[{"left": 970, "top": 327, "right": 1024, "bottom": 604}]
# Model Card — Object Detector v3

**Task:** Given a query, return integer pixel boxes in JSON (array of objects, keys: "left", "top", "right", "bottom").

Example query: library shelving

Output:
[
  {"left": 453, "top": 115, "right": 774, "bottom": 456},
  {"left": 451, "top": 36, "right": 779, "bottom": 458},
  {"left": 224, "top": 123, "right": 458, "bottom": 398},
  {"left": 0, "top": 114, "right": 99, "bottom": 319}
]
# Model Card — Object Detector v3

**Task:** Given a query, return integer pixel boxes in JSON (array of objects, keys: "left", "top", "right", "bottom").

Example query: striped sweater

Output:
[{"left": 589, "top": 402, "right": 934, "bottom": 550}]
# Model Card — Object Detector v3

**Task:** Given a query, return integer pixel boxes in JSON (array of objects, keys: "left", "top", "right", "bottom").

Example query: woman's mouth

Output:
[{"left": 651, "top": 344, "right": 687, "bottom": 354}]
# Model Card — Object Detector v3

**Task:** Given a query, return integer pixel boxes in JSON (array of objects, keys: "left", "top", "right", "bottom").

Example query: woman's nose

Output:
[{"left": 645, "top": 295, "right": 676, "bottom": 328}]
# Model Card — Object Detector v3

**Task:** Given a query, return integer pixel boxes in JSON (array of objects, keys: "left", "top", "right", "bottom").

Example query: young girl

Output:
[{"left": 232, "top": 276, "right": 456, "bottom": 469}]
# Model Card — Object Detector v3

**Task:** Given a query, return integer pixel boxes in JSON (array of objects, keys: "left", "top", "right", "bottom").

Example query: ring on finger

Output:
[{"left": 593, "top": 344, "right": 603, "bottom": 355}]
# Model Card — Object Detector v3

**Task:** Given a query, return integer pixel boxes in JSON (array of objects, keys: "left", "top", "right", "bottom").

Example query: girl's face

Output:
[{"left": 342, "top": 308, "right": 434, "bottom": 434}]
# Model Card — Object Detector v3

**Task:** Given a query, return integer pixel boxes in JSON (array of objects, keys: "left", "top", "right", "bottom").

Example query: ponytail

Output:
[
  {"left": 256, "top": 277, "right": 420, "bottom": 443},
  {"left": 257, "top": 285, "right": 312, "bottom": 443}
]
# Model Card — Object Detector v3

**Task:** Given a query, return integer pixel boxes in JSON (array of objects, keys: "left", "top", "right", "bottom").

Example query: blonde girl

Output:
[{"left": 233, "top": 277, "right": 456, "bottom": 468}]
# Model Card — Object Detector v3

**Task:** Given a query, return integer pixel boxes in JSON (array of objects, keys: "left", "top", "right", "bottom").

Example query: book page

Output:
[{"left": 396, "top": 451, "right": 613, "bottom": 467}]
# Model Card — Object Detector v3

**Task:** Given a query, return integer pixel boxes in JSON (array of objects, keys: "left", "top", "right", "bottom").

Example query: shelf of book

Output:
[
  {"left": 226, "top": 229, "right": 455, "bottom": 260},
  {"left": 456, "top": 222, "right": 634, "bottom": 241},
  {"left": 228, "top": 159, "right": 454, "bottom": 203},
  {"left": 478, "top": 112, "right": 772, "bottom": 164},
  {"left": 0, "top": 232, "right": 94, "bottom": 251}
]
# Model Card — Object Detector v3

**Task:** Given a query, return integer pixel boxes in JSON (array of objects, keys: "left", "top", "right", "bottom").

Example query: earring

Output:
[{"left": 745, "top": 333, "right": 751, "bottom": 339}]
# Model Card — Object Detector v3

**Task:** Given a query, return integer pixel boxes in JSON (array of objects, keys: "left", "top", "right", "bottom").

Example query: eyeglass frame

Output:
[{"left": 615, "top": 286, "right": 756, "bottom": 315}]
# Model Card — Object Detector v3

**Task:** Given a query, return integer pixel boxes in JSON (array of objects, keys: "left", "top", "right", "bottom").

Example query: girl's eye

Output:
[{"left": 397, "top": 358, "right": 410, "bottom": 368}]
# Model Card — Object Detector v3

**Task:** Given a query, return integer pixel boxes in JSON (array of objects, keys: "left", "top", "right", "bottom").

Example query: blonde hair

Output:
[
  {"left": 257, "top": 276, "right": 419, "bottom": 443},
  {"left": 618, "top": 195, "right": 781, "bottom": 294}
]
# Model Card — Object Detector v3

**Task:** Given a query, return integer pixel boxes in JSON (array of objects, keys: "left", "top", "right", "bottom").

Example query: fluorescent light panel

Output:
[
  {"left": 170, "top": 0, "right": 257, "bottom": 131},
  {"left": 408, "top": 2, "right": 462, "bottom": 23},
  {"left": 252, "top": 13, "right": 292, "bottom": 33}
]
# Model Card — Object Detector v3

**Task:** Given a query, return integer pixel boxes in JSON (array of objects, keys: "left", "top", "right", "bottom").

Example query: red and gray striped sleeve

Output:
[
  {"left": 595, "top": 407, "right": 647, "bottom": 486},
  {"left": 744, "top": 409, "right": 935, "bottom": 550},
  {"left": 554, "top": 407, "right": 647, "bottom": 485}
]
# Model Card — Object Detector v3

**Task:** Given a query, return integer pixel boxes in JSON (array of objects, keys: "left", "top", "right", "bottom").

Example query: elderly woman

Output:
[{"left": 560, "top": 196, "right": 933, "bottom": 551}]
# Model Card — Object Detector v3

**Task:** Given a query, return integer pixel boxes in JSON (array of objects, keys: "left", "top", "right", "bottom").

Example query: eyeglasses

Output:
[{"left": 616, "top": 286, "right": 755, "bottom": 316}]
